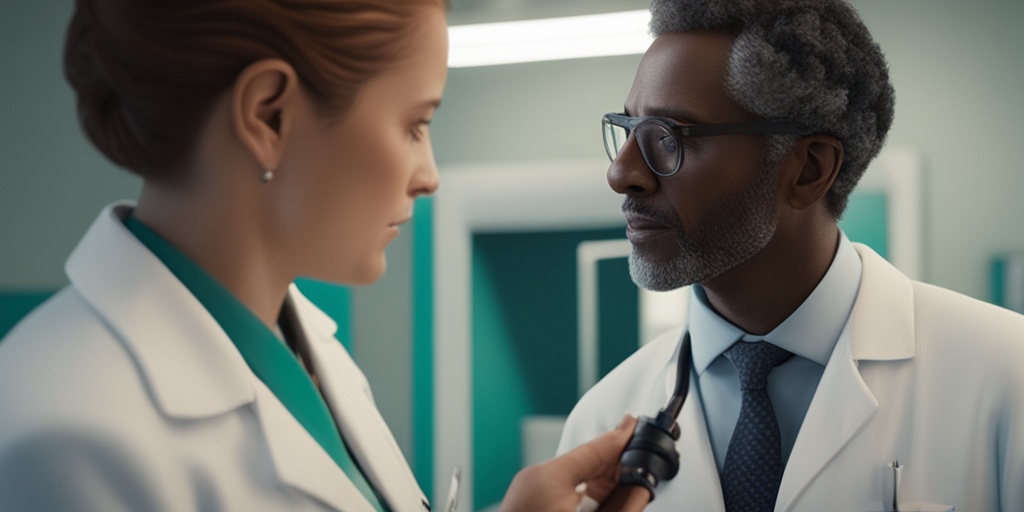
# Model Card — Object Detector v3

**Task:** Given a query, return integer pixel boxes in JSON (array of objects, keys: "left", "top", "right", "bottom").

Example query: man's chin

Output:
[{"left": 628, "top": 253, "right": 698, "bottom": 292}]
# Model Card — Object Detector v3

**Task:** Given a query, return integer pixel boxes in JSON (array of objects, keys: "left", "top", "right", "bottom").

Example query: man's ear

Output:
[
  {"left": 232, "top": 58, "right": 299, "bottom": 174},
  {"left": 783, "top": 135, "right": 844, "bottom": 211}
]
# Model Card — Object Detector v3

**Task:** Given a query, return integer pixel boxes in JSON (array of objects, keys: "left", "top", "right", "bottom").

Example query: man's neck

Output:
[{"left": 701, "top": 224, "right": 840, "bottom": 335}]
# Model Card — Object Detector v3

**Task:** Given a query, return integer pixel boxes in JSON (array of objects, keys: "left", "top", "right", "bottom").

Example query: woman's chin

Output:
[{"left": 347, "top": 258, "right": 387, "bottom": 286}]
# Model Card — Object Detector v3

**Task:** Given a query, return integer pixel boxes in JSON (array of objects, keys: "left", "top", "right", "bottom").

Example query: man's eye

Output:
[{"left": 658, "top": 134, "right": 677, "bottom": 153}]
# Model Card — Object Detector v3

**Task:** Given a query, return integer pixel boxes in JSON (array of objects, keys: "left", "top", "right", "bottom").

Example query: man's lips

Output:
[{"left": 624, "top": 212, "right": 673, "bottom": 243}]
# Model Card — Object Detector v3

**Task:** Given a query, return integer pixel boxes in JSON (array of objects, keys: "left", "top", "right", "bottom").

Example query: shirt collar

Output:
[{"left": 689, "top": 231, "right": 863, "bottom": 373}]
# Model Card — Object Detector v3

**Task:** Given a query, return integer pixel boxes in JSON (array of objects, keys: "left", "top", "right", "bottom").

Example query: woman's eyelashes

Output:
[{"left": 410, "top": 119, "right": 431, "bottom": 142}]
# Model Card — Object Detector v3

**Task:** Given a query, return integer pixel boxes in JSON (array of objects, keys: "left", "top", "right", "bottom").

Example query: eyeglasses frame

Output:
[{"left": 602, "top": 113, "right": 808, "bottom": 177}]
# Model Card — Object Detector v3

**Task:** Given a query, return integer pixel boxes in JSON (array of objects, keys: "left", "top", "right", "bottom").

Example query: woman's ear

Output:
[
  {"left": 783, "top": 135, "right": 844, "bottom": 211},
  {"left": 232, "top": 59, "right": 299, "bottom": 174}
]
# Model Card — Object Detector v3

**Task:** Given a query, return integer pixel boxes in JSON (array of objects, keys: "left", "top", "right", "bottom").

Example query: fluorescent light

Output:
[{"left": 448, "top": 10, "right": 652, "bottom": 68}]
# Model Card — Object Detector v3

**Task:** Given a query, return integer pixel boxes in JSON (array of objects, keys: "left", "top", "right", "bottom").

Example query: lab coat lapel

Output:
[
  {"left": 671, "top": 371, "right": 727, "bottom": 511},
  {"left": 776, "top": 244, "right": 914, "bottom": 512},
  {"left": 250, "top": 377, "right": 377, "bottom": 512},
  {"left": 775, "top": 325, "right": 877, "bottom": 511},
  {"left": 656, "top": 327, "right": 726, "bottom": 511},
  {"left": 288, "top": 287, "right": 428, "bottom": 512}
]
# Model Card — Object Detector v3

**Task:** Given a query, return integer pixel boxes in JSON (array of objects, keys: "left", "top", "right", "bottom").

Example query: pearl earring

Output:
[{"left": 261, "top": 169, "right": 274, "bottom": 183}]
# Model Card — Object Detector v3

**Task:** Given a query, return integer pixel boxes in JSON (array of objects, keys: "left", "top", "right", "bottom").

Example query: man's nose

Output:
[{"left": 607, "top": 136, "right": 658, "bottom": 196}]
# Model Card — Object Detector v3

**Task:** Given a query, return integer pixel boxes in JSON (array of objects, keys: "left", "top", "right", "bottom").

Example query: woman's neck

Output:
[{"left": 133, "top": 180, "right": 291, "bottom": 329}]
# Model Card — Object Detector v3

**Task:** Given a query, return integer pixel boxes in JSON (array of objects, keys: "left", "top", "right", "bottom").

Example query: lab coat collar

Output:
[
  {"left": 847, "top": 243, "right": 915, "bottom": 361},
  {"left": 65, "top": 202, "right": 255, "bottom": 418},
  {"left": 66, "top": 203, "right": 402, "bottom": 511},
  {"left": 288, "top": 287, "right": 430, "bottom": 512}
]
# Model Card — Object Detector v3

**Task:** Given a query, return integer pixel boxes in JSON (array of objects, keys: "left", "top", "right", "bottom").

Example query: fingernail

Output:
[{"left": 616, "top": 414, "right": 633, "bottom": 430}]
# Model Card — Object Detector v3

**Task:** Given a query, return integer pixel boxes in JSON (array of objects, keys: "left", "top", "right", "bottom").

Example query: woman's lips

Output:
[{"left": 386, "top": 217, "right": 411, "bottom": 239}]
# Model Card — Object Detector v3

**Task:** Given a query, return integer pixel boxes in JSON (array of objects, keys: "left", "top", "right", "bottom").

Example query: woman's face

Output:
[{"left": 274, "top": 7, "right": 448, "bottom": 285}]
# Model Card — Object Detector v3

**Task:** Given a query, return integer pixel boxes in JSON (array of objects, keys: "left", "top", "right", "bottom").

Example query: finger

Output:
[
  {"left": 545, "top": 415, "right": 637, "bottom": 484},
  {"left": 580, "top": 476, "right": 618, "bottom": 503},
  {"left": 597, "top": 486, "right": 651, "bottom": 512}
]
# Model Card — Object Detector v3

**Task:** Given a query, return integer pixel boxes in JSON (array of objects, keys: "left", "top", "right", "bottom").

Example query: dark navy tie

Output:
[{"left": 721, "top": 341, "right": 794, "bottom": 512}]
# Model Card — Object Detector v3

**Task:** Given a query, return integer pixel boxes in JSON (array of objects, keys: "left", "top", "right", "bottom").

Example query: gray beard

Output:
[{"left": 627, "top": 165, "right": 778, "bottom": 292}]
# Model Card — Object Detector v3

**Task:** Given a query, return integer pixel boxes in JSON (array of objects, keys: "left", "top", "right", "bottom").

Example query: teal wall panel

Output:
[
  {"left": 471, "top": 228, "right": 632, "bottom": 509},
  {"left": 471, "top": 249, "right": 534, "bottom": 510},
  {"left": 0, "top": 291, "right": 55, "bottom": 339},
  {"left": 294, "top": 278, "right": 353, "bottom": 350},
  {"left": 411, "top": 197, "right": 434, "bottom": 496},
  {"left": 839, "top": 192, "right": 889, "bottom": 259},
  {"left": 992, "top": 257, "right": 1006, "bottom": 307}
]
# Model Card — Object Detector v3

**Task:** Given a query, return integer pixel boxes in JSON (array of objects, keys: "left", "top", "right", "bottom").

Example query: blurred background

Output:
[{"left": 2, "top": 0, "right": 1023, "bottom": 509}]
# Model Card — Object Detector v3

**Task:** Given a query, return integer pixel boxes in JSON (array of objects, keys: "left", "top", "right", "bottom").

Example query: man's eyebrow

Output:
[
  {"left": 622, "top": 104, "right": 706, "bottom": 125},
  {"left": 644, "top": 106, "right": 706, "bottom": 124}
]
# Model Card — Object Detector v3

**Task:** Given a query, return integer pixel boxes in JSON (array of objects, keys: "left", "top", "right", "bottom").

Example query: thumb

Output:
[{"left": 546, "top": 415, "right": 637, "bottom": 484}]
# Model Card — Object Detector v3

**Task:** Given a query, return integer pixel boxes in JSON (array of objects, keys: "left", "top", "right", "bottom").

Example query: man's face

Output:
[{"left": 609, "top": 30, "right": 781, "bottom": 291}]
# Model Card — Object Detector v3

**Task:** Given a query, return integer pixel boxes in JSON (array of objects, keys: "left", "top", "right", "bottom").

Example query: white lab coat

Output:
[
  {"left": 558, "top": 244, "right": 1024, "bottom": 512},
  {"left": 0, "top": 203, "right": 428, "bottom": 512}
]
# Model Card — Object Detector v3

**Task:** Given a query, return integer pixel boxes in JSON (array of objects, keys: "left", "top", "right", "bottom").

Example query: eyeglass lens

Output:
[{"left": 603, "top": 120, "right": 681, "bottom": 176}]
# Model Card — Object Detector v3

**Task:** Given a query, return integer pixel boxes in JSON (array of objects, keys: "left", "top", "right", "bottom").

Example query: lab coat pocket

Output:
[{"left": 881, "top": 461, "right": 954, "bottom": 512}]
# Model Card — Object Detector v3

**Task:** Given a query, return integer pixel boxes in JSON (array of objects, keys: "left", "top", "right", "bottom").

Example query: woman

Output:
[{"left": 0, "top": 0, "right": 640, "bottom": 510}]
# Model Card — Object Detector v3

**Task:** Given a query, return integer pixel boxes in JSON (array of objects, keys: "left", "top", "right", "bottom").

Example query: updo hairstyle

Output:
[{"left": 64, "top": 0, "right": 448, "bottom": 178}]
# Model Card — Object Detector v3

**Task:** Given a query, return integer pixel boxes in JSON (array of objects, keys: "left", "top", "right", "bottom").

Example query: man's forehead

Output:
[{"left": 624, "top": 30, "right": 747, "bottom": 124}]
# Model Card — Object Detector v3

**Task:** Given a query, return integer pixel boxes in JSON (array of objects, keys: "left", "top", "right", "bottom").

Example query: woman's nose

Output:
[{"left": 412, "top": 149, "right": 440, "bottom": 197}]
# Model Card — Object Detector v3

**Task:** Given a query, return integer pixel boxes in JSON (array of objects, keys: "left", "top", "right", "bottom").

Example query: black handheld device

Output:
[{"left": 617, "top": 331, "right": 692, "bottom": 500}]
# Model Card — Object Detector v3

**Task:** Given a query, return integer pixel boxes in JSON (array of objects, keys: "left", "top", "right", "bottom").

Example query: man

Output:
[{"left": 557, "top": 0, "right": 1024, "bottom": 511}]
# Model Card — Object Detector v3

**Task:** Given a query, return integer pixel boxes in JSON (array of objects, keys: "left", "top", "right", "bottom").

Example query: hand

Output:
[{"left": 498, "top": 415, "right": 648, "bottom": 512}]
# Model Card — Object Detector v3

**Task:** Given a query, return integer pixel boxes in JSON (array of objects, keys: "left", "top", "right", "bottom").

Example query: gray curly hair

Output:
[{"left": 650, "top": 0, "right": 895, "bottom": 217}]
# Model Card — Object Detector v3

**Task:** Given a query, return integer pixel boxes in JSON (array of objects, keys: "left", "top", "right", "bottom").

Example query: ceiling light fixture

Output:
[{"left": 448, "top": 9, "right": 652, "bottom": 68}]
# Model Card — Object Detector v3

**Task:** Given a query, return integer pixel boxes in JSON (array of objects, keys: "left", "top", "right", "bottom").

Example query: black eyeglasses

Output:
[{"left": 602, "top": 113, "right": 806, "bottom": 177}]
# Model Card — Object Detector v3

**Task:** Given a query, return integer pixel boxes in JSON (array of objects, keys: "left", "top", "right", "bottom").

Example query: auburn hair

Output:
[{"left": 64, "top": 0, "right": 448, "bottom": 178}]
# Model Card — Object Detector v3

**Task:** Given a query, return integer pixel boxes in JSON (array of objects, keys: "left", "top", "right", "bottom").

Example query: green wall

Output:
[
  {"left": 470, "top": 228, "right": 636, "bottom": 509},
  {"left": 0, "top": 292, "right": 53, "bottom": 339},
  {"left": 292, "top": 279, "right": 353, "bottom": 350},
  {"left": 840, "top": 192, "right": 889, "bottom": 259}
]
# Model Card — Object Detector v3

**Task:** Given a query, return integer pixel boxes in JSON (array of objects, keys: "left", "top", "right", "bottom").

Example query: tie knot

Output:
[{"left": 724, "top": 341, "right": 793, "bottom": 391}]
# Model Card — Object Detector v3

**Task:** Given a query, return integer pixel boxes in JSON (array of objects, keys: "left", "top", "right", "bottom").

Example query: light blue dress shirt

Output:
[{"left": 688, "top": 231, "right": 863, "bottom": 473}]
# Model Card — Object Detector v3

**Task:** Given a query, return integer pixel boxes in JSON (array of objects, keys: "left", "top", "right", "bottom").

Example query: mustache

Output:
[{"left": 621, "top": 197, "right": 682, "bottom": 230}]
